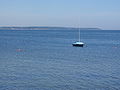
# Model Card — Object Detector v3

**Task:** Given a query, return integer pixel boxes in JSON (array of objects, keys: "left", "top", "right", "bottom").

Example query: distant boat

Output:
[{"left": 72, "top": 28, "right": 84, "bottom": 47}]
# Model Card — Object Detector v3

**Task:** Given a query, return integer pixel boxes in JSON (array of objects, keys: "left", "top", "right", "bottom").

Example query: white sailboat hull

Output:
[{"left": 72, "top": 42, "right": 84, "bottom": 47}]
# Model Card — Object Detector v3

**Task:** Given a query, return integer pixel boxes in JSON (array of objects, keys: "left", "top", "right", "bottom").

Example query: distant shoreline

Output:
[{"left": 0, "top": 26, "right": 102, "bottom": 30}]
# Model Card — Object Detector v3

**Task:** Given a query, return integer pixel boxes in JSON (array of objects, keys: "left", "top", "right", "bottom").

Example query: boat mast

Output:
[{"left": 78, "top": 27, "right": 80, "bottom": 42}]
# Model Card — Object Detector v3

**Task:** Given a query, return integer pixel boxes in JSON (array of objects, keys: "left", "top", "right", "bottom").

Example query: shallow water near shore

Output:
[{"left": 0, "top": 29, "right": 120, "bottom": 90}]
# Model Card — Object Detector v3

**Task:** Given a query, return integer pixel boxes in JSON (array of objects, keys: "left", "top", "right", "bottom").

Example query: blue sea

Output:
[{"left": 0, "top": 29, "right": 120, "bottom": 90}]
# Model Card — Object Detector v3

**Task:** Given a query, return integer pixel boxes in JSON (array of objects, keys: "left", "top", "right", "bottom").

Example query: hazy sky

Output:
[{"left": 0, "top": 0, "right": 120, "bottom": 29}]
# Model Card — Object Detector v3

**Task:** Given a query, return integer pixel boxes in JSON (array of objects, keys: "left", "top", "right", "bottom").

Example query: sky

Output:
[{"left": 0, "top": 0, "right": 120, "bottom": 30}]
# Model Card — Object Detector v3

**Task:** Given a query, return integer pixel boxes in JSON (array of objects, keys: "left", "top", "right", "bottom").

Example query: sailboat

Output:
[{"left": 72, "top": 28, "right": 84, "bottom": 47}]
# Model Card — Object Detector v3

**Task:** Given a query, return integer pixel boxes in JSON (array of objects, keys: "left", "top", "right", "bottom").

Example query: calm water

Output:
[{"left": 0, "top": 30, "right": 120, "bottom": 90}]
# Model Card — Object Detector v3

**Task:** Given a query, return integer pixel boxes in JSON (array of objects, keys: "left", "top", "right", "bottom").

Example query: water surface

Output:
[{"left": 0, "top": 30, "right": 120, "bottom": 90}]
